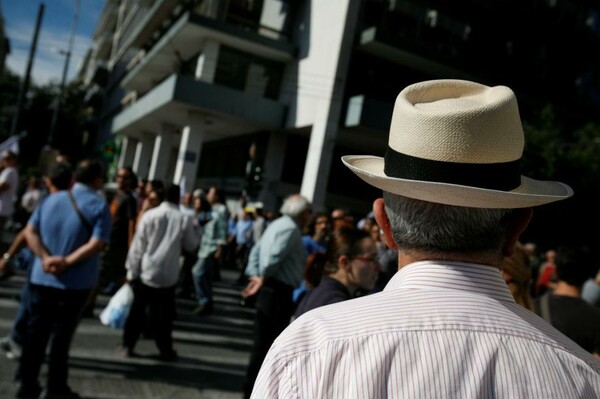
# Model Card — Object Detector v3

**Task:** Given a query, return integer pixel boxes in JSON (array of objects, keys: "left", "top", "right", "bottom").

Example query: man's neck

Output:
[{"left": 398, "top": 250, "right": 503, "bottom": 270}]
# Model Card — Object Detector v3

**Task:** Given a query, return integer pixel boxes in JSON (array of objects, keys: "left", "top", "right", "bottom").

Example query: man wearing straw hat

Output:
[{"left": 250, "top": 79, "right": 600, "bottom": 398}]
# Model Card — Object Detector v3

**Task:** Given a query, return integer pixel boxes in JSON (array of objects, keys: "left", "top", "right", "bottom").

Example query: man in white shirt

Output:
[
  {"left": 250, "top": 80, "right": 600, "bottom": 398},
  {"left": 120, "top": 183, "right": 200, "bottom": 360},
  {"left": 0, "top": 150, "right": 19, "bottom": 236}
]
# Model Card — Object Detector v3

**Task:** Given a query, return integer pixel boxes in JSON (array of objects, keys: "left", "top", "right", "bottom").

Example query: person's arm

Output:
[
  {"left": 213, "top": 211, "right": 228, "bottom": 260},
  {"left": 63, "top": 238, "right": 106, "bottom": 267},
  {"left": 0, "top": 228, "right": 27, "bottom": 272},
  {"left": 182, "top": 215, "right": 200, "bottom": 253},
  {"left": 128, "top": 219, "right": 136, "bottom": 246},
  {"left": 241, "top": 242, "right": 264, "bottom": 298},
  {"left": 125, "top": 217, "right": 146, "bottom": 282},
  {"left": 24, "top": 223, "right": 51, "bottom": 261},
  {"left": 127, "top": 197, "right": 137, "bottom": 246},
  {"left": 23, "top": 223, "right": 65, "bottom": 273}
]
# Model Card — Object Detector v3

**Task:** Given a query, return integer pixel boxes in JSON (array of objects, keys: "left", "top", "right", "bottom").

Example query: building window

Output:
[{"left": 214, "top": 45, "right": 284, "bottom": 100}]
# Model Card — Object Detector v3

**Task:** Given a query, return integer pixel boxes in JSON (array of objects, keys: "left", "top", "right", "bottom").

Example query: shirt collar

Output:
[
  {"left": 72, "top": 182, "right": 96, "bottom": 193},
  {"left": 159, "top": 202, "right": 178, "bottom": 210},
  {"left": 384, "top": 260, "right": 516, "bottom": 304}
]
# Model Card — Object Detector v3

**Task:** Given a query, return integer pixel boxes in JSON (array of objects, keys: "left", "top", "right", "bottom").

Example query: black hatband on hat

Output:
[{"left": 384, "top": 146, "right": 521, "bottom": 191}]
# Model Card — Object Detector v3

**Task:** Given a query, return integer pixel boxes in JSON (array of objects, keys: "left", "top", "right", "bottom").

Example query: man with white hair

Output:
[
  {"left": 250, "top": 80, "right": 599, "bottom": 398},
  {"left": 241, "top": 193, "right": 312, "bottom": 399}
]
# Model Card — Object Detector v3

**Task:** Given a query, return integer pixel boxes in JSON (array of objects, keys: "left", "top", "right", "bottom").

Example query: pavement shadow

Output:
[{"left": 67, "top": 354, "right": 246, "bottom": 393}]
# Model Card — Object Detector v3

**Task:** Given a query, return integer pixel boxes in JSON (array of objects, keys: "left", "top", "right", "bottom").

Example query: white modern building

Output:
[{"left": 82, "top": 0, "right": 600, "bottom": 214}]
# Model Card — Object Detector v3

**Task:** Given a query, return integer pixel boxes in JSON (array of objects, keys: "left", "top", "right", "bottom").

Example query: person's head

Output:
[
  {"left": 361, "top": 217, "right": 375, "bottom": 233},
  {"left": 555, "top": 246, "right": 598, "bottom": 288},
  {"left": 181, "top": 191, "right": 193, "bottom": 207},
  {"left": 46, "top": 161, "right": 73, "bottom": 192},
  {"left": 193, "top": 192, "right": 210, "bottom": 213},
  {"left": 206, "top": 186, "right": 224, "bottom": 205},
  {"left": 1, "top": 150, "right": 17, "bottom": 168},
  {"left": 116, "top": 167, "right": 136, "bottom": 192},
  {"left": 342, "top": 79, "right": 573, "bottom": 265},
  {"left": 304, "top": 212, "right": 330, "bottom": 238},
  {"left": 280, "top": 194, "right": 312, "bottom": 229},
  {"left": 544, "top": 249, "right": 558, "bottom": 263},
  {"left": 369, "top": 222, "right": 381, "bottom": 243},
  {"left": 193, "top": 188, "right": 204, "bottom": 199},
  {"left": 382, "top": 193, "right": 523, "bottom": 261},
  {"left": 501, "top": 242, "right": 533, "bottom": 310},
  {"left": 74, "top": 159, "right": 104, "bottom": 189},
  {"left": 165, "top": 184, "right": 180, "bottom": 204},
  {"left": 27, "top": 175, "right": 39, "bottom": 189},
  {"left": 305, "top": 227, "right": 380, "bottom": 294},
  {"left": 137, "top": 178, "right": 148, "bottom": 194},
  {"left": 145, "top": 179, "right": 164, "bottom": 196},
  {"left": 331, "top": 208, "right": 352, "bottom": 232},
  {"left": 146, "top": 188, "right": 162, "bottom": 209},
  {"left": 523, "top": 242, "right": 538, "bottom": 259}
]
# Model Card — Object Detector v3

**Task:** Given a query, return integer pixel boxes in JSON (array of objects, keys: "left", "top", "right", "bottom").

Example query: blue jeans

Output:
[
  {"left": 16, "top": 283, "right": 89, "bottom": 392},
  {"left": 192, "top": 257, "right": 215, "bottom": 305},
  {"left": 11, "top": 280, "right": 31, "bottom": 344}
]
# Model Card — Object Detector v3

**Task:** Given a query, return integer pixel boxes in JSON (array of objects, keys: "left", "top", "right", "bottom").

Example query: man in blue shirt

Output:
[{"left": 17, "top": 159, "right": 111, "bottom": 399}]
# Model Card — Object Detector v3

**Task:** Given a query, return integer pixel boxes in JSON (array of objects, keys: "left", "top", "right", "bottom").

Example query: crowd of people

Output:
[{"left": 0, "top": 78, "right": 598, "bottom": 398}]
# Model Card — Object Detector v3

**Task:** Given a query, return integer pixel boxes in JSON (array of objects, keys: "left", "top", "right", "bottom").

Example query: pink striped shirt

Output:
[{"left": 252, "top": 261, "right": 600, "bottom": 398}]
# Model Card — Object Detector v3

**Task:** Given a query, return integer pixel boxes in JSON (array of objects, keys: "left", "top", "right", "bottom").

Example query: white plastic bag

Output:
[{"left": 99, "top": 283, "right": 134, "bottom": 329}]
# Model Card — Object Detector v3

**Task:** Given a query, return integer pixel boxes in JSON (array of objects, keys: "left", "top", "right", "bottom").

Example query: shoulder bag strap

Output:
[{"left": 67, "top": 190, "right": 93, "bottom": 234}]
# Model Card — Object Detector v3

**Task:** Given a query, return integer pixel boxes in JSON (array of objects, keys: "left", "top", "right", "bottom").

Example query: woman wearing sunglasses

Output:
[{"left": 294, "top": 227, "right": 380, "bottom": 319}]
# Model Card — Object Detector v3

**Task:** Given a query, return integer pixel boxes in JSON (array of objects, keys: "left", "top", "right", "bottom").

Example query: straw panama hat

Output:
[{"left": 342, "top": 79, "right": 573, "bottom": 208}]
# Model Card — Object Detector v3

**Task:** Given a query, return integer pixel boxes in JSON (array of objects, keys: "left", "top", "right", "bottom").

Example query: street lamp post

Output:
[
  {"left": 47, "top": 0, "right": 80, "bottom": 147},
  {"left": 9, "top": 3, "right": 44, "bottom": 137}
]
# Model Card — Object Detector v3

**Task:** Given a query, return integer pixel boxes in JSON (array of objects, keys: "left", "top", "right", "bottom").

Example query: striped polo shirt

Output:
[{"left": 252, "top": 261, "right": 600, "bottom": 398}]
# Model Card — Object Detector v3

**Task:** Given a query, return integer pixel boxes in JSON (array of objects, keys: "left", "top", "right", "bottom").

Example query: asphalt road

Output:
[{"left": 0, "top": 265, "right": 254, "bottom": 399}]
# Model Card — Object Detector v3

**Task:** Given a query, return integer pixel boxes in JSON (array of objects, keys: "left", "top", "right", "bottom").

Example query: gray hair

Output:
[
  {"left": 383, "top": 192, "right": 516, "bottom": 254},
  {"left": 280, "top": 194, "right": 311, "bottom": 218}
]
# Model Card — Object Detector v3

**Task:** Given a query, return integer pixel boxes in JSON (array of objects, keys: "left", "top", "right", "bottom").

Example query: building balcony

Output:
[
  {"left": 94, "top": 31, "right": 113, "bottom": 61},
  {"left": 93, "top": 0, "right": 118, "bottom": 40},
  {"left": 112, "top": 74, "right": 286, "bottom": 139},
  {"left": 121, "top": 11, "right": 295, "bottom": 94},
  {"left": 358, "top": 26, "right": 478, "bottom": 81},
  {"left": 338, "top": 95, "right": 392, "bottom": 153}
]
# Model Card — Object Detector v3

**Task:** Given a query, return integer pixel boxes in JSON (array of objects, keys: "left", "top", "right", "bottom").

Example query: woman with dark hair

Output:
[{"left": 294, "top": 227, "right": 380, "bottom": 318}]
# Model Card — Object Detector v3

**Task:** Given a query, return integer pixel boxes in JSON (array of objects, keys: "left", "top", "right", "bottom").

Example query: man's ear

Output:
[
  {"left": 373, "top": 198, "right": 397, "bottom": 250},
  {"left": 502, "top": 208, "right": 533, "bottom": 257}
]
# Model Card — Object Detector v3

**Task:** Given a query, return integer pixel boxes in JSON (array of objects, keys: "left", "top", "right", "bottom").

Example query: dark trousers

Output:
[
  {"left": 16, "top": 284, "right": 89, "bottom": 392},
  {"left": 178, "top": 249, "right": 198, "bottom": 298},
  {"left": 123, "top": 282, "right": 176, "bottom": 355},
  {"left": 243, "top": 278, "right": 294, "bottom": 399}
]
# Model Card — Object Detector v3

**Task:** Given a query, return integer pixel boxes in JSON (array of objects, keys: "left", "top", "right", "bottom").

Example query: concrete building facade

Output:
[{"left": 81, "top": 0, "right": 600, "bottom": 214}]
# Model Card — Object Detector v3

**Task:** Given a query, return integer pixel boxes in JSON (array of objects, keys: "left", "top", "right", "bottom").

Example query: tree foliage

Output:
[
  {"left": 0, "top": 74, "right": 93, "bottom": 172},
  {"left": 522, "top": 105, "right": 600, "bottom": 248}
]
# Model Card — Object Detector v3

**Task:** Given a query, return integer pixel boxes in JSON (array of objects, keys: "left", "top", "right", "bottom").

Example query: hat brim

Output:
[{"left": 342, "top": 155, "right": 573, "bottom": 208}]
